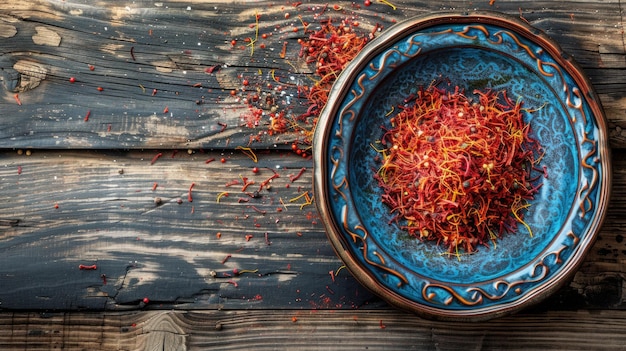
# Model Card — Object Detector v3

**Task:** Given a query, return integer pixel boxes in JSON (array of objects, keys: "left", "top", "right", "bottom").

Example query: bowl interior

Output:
[{"left": 349, "top": 46, "right": 578, "bottom": 284}]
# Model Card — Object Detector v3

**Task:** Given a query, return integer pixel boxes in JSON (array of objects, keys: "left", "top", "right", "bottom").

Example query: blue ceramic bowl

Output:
[{"left": 313, "top": 12, "right": 611, "bottom": 320}]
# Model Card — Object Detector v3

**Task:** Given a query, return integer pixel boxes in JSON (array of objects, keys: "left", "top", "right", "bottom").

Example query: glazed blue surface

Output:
[{"left": 323, "top": 22, "right": 606, "bottom": 311}]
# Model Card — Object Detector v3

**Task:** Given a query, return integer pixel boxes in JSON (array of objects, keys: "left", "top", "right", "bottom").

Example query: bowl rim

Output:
[{"left": 312, "top": 10, "right": 612, "bottom": 321}]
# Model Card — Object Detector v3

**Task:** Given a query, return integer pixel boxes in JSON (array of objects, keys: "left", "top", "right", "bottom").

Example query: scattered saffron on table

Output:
[
  {"left": 236, "top": 145, "right": 258, "bottom": 163},
  {"left": 150, "top": 152, "right": 163, "bottom": 165},
  {"left": 289, "top": 167, "right": 307, "bottom": 182},
  {"left": 377, "top": 0, "right": 397, "bottom": 10},
  {"left": 217, "top": 191, "right": 229, "bottom": 202},
  {"left": 375, "top": 85, "right": 544, "bottom": 255},
  {"left": 188, "top": 182, "right": 195, "bottom": 202},
  {"left": 221, "top": 254, "right": 232, "bottom": 264},
  {"left": 250, "top": 205, "right": 266, "bottom": 215}
]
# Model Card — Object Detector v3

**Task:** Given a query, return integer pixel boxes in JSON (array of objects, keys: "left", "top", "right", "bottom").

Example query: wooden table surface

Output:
[{"left": 0, "top": 0, "right": 624, "bottom": 349}]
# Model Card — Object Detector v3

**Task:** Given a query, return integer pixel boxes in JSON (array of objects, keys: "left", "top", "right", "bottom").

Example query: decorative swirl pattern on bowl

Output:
[{"left": 313, "top": 12, "right": 611, "bottom": 320}]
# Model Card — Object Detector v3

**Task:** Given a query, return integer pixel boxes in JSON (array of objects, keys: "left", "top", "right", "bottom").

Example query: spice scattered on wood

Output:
[
  {"left": 217, "top": 122, "right": 228, "bottom": 132},
  {"left": 240, "top": 177, "right": 255, "bottom": 192},
  {"left": 236, "top": 146, "right": 258, "bottom": 163},
  {"left": 250, "top": 205, "right": 266, "bottom": 215},
  {"left": 188, "top": 182, "right": 195, "bottom": 202},
  {"left": 289, "top": 191, "right": 314, "bottom": 210},
  {"left": 217, "top": 191, "right": 229, "bottom": 202},
  {"left": 289, "top": 167, "right": 307, "bottom": 182},
  {"left": 377, "top": 0, "right": 397, "bottom": 10},
  {"left": 264, "top": 232, "right": 271, "bottom": 245},
  {"left": 150, "top": 152, "right": 163, "bottom": 165},
  {"left": 225, "top": 179, "right": 241, "bottom": 187},
  {"left": 294, "top": 19, "right": 371, "bottom": 142}
]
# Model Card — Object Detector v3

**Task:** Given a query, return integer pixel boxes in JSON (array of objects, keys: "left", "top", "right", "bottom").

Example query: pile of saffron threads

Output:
[{"left": 374, "top": 85, "right": 544, "bottom": 255}]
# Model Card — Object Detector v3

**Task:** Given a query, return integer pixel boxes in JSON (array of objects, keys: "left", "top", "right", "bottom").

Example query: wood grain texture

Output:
[
  {"left": 2, "top": 309, "right": 626, "bottom": 350},
  {"left": 0, "top": 149, "right": 382, "bottom": 311},
  {"left": 0, "top": 0, "right": 624, "bottom": 149},
  {"left": 0, "top": 148, "right": 623, "bottom": 311}
]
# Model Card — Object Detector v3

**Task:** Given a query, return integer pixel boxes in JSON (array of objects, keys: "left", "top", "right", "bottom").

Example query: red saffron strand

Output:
[
  {"left": 264, "top": 232, "right": 271, "bottom": 245},
  {"left": 250, "top": 205, "right": 266, "bottom": 215},
  {"left": 188, "top": 182, "right": 195, "bottom": 202},
  {"left": 150, "top": 152, "right": 163, "bottom": 165},
  {"left": 289, "top": 167, "right": 307, "bottom": 182}
]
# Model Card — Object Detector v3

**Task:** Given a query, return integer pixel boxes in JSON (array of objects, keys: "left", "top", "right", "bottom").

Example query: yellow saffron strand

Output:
[{"left": 236, "top": 146, "right": 258, "bottom": 163}]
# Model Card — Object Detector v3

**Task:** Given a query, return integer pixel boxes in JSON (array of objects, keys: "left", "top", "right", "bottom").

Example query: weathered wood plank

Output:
[
  {"left": 0, "top": 149, "right": 382, "bottom": 311},
  {"left": 0, "top": 0, "right": 624, "bottom": 149},
  {"left": 2, "top": 309, "right": 626, "bottom": 350},
  {"left": 0, "top": 148, "right": 624, "bottom": 311}
]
